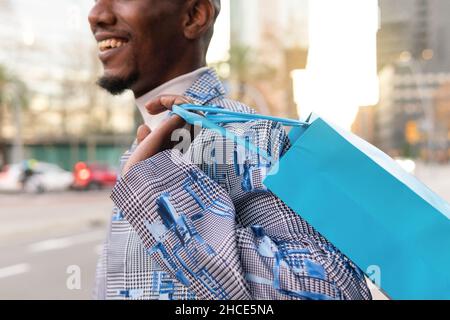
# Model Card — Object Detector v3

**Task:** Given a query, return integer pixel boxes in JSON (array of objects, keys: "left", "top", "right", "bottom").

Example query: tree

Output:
[
  {"left": 212, "top": 45, "right": 276, "bottom": 114},
  {"left": 0, "top": 65, "right": 29, "bottom": 167}
]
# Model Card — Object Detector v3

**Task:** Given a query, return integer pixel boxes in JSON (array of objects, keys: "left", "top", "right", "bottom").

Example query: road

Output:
[
  {"left": 0, "top": 191, "right": 112, "bottom": 300},
  {"left": 0, "top": 163, "right": 448, "bottom": 300}
]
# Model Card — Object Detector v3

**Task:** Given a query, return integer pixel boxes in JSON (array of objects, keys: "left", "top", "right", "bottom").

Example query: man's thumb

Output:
[{"left": 136, "top": 125, "right": 151, "bottom": 144}]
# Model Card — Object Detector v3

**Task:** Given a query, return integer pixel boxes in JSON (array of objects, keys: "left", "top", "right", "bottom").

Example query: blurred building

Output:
[
  {"left": 433, "top": 82, "right": 450, "bottom": 162},
  {"left": 374, "top": 63, "right": 450, "bottom": 159},
  {"left": 0, "top": 0, "right": 135, "bottom": 169},
  {"left": 352, "top": 0, "right": 450, "bottom": 161},
  {"left": 377, "top": 0, "right": 424, "bottom": 71},
  {"left": 377, "top": 0, "right": 450, "bottom": 72},
  {"left": 231, "top": 0, "right": 309, "bottom": 50},
  {"left": 229, "top": 0, "right": 309, "bottom": 118}
]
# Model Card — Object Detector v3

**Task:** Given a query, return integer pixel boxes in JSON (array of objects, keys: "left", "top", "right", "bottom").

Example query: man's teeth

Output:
[{"left": 98, "top": 38, "right": 126, "bottom": 51}]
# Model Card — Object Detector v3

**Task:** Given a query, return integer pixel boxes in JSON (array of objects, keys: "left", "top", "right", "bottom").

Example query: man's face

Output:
[{"left": 89, "top": 0, "right": 185, "bottom": 96}]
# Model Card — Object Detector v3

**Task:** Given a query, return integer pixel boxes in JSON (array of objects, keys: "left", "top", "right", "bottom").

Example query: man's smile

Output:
[
  {"left": 98, "top": 38, "right": 128, "bottom": 52},
  {"left": 94, "top": 32, "right": 131, "bottom": 63},
  {"left": 88, "top": 0, "right": 202, "bottom": 96}
]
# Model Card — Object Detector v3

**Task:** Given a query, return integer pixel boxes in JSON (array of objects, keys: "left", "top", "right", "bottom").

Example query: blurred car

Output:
[
  {"left": 72, "top": 162, "right": 117, "bottom": 190},
  {"left": 0, "top": 161, "right": 74, "bottom": 193}
]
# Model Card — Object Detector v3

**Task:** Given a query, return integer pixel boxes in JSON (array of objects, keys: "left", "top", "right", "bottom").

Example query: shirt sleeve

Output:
[{"left": 111, "top": 149, "right": 252, "bottom": 300}]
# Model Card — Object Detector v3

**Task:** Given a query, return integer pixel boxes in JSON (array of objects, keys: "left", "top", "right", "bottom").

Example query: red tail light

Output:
[
  {"left": 74, "top": 162, "right": 87, "bottom": 171},
  {"left": 77, "top": 168, "right": 91, "bottom": 181}
]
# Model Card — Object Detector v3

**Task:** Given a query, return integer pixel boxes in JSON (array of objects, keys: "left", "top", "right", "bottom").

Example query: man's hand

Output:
[{"left": 122, "top": 95, "right": 193, "bottom": 176}]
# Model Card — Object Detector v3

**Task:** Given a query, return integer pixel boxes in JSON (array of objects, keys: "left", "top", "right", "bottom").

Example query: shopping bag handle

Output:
[
  {"left": 171, "top": 104, "right": 308, "bottom": 162},
  {"left": 176, "top": 104, "right": 309, "bottom": 127}
]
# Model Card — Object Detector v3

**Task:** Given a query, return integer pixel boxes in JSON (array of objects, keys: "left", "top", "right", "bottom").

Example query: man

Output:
[{"left": 89, "top": 0, "right": 372, "bottom": 300}]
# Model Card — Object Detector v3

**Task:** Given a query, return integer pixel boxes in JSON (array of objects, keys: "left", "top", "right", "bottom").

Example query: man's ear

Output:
[{"left": 182, "top": 0, "right": 215, "bottom": 40}]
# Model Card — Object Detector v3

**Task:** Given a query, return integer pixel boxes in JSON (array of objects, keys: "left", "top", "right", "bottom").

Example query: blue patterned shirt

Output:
[{"left": 94, "top": 68, "right": 371, "bottom": 300}]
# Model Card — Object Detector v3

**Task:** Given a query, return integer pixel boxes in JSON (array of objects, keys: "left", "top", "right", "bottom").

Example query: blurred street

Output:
[
  {"left": 0, "top": 190, "right": 112, "bottom": 300},
  {"left": 0, "top": 162, "right": 448, "bottom": 300}
]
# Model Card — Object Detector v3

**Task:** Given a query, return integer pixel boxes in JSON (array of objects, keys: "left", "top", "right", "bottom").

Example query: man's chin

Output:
[{"left": 97, "top": 73, "right": 138, "bottom": 96}]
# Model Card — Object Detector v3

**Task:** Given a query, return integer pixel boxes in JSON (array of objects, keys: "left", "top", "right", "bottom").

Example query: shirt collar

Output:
[{"left": 135, "top": 67, "right": 209, "bottom": 130}]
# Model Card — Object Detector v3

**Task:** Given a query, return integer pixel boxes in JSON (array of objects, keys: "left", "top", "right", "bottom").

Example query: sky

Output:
[
  {"left": 10, "top": 0, "right": 92, "bottom": 45},
  {"left": 207, "top": 0, "right": 230, "bottom": 62},
  {"left": 292, "top": 0, "right": 380, "bottom": 129}
]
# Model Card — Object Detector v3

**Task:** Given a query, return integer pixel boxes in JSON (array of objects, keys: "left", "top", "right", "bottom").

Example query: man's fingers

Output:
[
  {"left": 122, "top": 115, "right": 186, "bottom": 175},
  {"left": 136, "top": 124, "right": 151, "bottom": 144},
  {"left": 145, "top": 95, "right": 193, "bottom": 115}
]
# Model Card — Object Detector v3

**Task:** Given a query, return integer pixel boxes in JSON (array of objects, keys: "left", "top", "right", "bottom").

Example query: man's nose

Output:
[{"left": 88, "top": 0, "right": 116, "bottom": 30}]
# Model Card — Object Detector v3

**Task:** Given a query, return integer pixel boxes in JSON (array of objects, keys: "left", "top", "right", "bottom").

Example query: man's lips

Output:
[{"left": 94, "top": 31, "right": 130, "bottom": 43}]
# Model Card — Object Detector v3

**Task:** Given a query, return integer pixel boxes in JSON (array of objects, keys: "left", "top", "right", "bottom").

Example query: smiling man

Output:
[
  {"left": 89, "top": 0, "right": 372, "bottom": 300},
  {"left": 90, "top": 0, "right": 218, "bottom": 95}
]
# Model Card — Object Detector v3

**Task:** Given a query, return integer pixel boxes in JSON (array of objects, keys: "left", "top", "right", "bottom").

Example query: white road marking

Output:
[
  {"left": 28, "top": 231, "right": 105, "bottom": 253},
  {"left": 0, "top": 263, "right": 31, "bottom": 279}
]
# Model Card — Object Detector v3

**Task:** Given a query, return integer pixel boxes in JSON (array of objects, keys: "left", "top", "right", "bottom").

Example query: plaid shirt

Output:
[{"left": 94, "top": 68, "right": 372, "bottom": 300}]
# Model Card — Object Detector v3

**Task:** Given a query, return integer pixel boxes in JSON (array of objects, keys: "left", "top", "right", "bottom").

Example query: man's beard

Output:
[{"left": 97, "top": 71, "right": 139, "bottom": 96}]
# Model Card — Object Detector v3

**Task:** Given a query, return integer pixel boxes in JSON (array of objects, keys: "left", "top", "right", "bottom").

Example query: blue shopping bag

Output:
[{"left": 172, "top": 104, "right": 450, "bottom": 300}]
